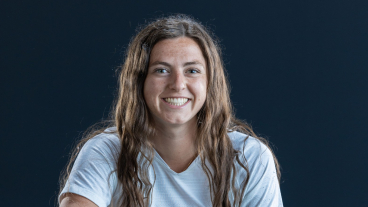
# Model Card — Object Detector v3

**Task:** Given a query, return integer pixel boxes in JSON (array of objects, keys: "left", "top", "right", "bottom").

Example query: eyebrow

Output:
[{"left": 149, "top": 61, "right": 204, "bottom": 67}]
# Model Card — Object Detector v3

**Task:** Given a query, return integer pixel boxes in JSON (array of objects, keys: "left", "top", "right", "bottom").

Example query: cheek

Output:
[
  {"left": 192, "top": 79, "right": 207, "bottom": 104},
  {"left": 144, "top": 78, "right": 165, "bottom": 102}
]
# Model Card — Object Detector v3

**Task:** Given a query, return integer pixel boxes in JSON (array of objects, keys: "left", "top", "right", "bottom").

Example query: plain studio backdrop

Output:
[{"left": 1, "top": 1, "right": 367, "bottom": 206}]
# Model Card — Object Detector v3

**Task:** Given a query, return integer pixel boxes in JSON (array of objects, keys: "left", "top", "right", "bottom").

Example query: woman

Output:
[{"left": 59, "top": 14, "right": 283, "bottom": 207}]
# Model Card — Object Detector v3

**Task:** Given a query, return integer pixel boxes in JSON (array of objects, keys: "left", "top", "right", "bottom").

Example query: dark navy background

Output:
[{"left": 1, "top": 1, "right": 367, "bottom": 206}]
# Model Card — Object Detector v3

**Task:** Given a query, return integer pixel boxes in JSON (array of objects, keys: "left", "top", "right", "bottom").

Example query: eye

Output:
[
  {"left": 155, "top": 68, "right": 168, "bottom": 73},
  {"left": 187, "top": 69, "right": 200, "bottom": 74}
]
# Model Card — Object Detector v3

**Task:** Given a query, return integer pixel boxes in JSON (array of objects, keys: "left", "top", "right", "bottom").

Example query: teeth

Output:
[{"left": 164, "top": 98, "right": 189, "bottom": 106}]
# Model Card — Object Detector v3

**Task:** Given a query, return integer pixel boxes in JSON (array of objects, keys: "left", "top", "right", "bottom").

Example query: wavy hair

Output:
[{"left": 59, "top": 14, "right": 280, "bottom": 207}]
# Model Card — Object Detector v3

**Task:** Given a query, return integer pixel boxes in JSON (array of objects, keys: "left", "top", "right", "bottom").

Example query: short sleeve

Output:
[
  {"left": 59, "top": 132, "right": 120, "bottom": 207},
  {"left": 229, "top": 132, "right": 283, "bottom": 207}
]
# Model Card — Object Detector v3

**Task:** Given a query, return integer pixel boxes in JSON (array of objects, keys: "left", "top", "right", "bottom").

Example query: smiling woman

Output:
[
  {"left": 144, "top": 37, "right": 207, "bottom": 127},
  {"left": 58, "top": 14, "right": 283, "bottom": 207}
]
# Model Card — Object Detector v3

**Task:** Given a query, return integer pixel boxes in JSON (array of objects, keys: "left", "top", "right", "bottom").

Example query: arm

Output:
[{"left": 60, "top": 193, "right": 98, "bottom": 207}]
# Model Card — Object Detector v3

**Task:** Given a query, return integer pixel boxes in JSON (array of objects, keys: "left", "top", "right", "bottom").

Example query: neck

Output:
[{"left": 149, "top": 119, "right": 198, "bottom": 173}]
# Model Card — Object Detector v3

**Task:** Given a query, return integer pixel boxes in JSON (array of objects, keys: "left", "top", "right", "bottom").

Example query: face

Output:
[{"left": 143, "top": 37, "right": 207, "bottom": 128}]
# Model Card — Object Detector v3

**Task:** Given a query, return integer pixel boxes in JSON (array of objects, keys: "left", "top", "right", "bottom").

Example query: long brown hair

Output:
[{"left": 59, "top": 14, "right": 280, "bottom": 207}]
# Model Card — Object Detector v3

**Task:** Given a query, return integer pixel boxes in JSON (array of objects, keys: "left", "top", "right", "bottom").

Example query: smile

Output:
[{"left": 163, "top": 98, "right": 190, "bottom": 106}]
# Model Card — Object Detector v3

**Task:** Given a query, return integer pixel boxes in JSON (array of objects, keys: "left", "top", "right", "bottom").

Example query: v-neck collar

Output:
[{"left": 153, "top": 149, "right": 200, "bottom": 175}]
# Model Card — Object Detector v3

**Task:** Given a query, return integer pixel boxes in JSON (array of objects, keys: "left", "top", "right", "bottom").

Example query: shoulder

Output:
[
  {"left": 86, "top": 127, "right": 120, "bottom": 147},
  {"left": 227, "top": 130, "right": 277, "bottom": 183},
  {"left": 81, "top": 127, "right": 121, "bottom": 161},
  {"left": 228, "top": 131, "right": 273, "bottom": 163},
  {"left": 71, "top": 127, "right": 121, "bottom": 173}
]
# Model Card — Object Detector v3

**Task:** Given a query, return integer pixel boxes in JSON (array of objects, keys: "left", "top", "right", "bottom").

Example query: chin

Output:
[
  {"left": 166, "top": 119, "right": 189, "bottom": 125},
  {"left": 163, "top": 117, "right": 196, "bottom": 126}
]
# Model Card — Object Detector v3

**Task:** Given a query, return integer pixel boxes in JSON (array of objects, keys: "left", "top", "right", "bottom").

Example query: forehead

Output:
[{"left": 149, "top": 37, "right": 206, "bottom": 65}]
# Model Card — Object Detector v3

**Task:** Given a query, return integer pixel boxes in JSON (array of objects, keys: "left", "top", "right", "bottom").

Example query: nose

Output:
[{"left": 169, "top": 71, "right": 186, "bottom": 91}]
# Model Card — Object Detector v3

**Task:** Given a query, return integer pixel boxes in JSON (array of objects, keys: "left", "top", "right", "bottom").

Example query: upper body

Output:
[
  {"left": 59, "top": 128, "right": 283, "bottom": 207},
  {"left": 59, "top": 14, "right": 282, "bottom": 207}
]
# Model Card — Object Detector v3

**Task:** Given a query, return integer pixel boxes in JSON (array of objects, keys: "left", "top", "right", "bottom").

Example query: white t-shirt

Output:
[{"left": 59, "top": 127, "right": 283, "bottom": 207}]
